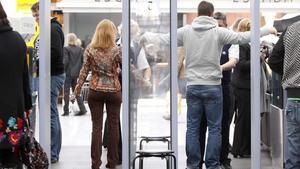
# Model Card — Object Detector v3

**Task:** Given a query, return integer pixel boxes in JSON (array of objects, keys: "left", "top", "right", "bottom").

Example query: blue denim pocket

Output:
[
  {"left": 286, "top": 100, "right": 300, "bottom": 124},
  {"left": 286, "top": 107, "right": 295, "bottom": 123},
  {"left": 202, "top": 87, "right": 222, "bottom": 104}
]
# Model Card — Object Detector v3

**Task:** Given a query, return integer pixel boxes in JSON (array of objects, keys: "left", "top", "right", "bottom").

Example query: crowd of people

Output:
[{"left": 1, "top": 0, "right": 300, "bottom": 169}]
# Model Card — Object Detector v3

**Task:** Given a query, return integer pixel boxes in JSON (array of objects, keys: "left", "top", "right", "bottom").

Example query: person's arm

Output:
[
  {"left": 116, "top": 46, "right": 122, "bottom": 66},
  {"left": 51, "top": 22, "right": 64, "bottom": 61},
  {"left": 63, "top": 47, "right": 70, "bottom": 71},
  {"left": 221, "top": 45, "right": 239, "bottom": 71},
  {"left": 80, "top": 48, "right": 84, "bottom": 67},
  {"left": 177, "top": 26, "right": 185, "bottom": 46},
  {"left": 157, "top": 26, "right": 186, "bottom": 47},
  {"left": 268, "top": 30, "right": 286, "bottom": 76},
  {"left": 143, "top": 67, "right": 151, "bottom": 81},
  {"left": 219, "top": 27, "right": 276, "bottom": 45},
  {"left": 74, "top": 48, "right": 91, "bottom": 96},
  {"left": 136, "top": 48, "right": 151, "bottom": 80},
  {"left": 22, "top": 46, "right": 33, "bottom": 111},
  {"left": 221, "top": 57, "right": 239, "bottom": 71}
]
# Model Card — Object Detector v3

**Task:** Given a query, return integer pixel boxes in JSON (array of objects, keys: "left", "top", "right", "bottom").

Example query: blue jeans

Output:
[
  {"left": 186, "top": 85, "right": 222, "bottom": 169},
  {"left": 285, "top": 99, "right": 300, "bottom": 169},
  {"left": 51, "top": 74, "right": 65, "bottom": 160}
]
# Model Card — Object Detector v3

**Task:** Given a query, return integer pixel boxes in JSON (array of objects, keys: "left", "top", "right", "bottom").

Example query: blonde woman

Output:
[
  {"left": 230, "top": 18, "right": 252, "bottom": 158},
  {"left": 74, "top": 19, "right": 121, "bottom": 169}
]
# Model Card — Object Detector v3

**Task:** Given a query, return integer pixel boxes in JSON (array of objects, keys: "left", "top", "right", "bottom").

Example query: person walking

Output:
[
  {"left": 62, "top": 33, "right": 87, "bottom": 116},
  {"left": 74, "top": 19, "right": 122, "bottom": 169},
  {"left": 31, "top": 2, "right": 65, "bottom": 163},
  {"left": 268, "top": 20, "right": 300, "bottom": 169},
  {"left": 0, "top": 2, "right": 32, "bottom": 168}
]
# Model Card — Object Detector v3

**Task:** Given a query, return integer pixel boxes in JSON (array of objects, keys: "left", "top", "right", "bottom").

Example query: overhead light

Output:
[
  {"left": 135, "top": 0, "right": 160, "bottom": 17},
  {"left": 147, "top": 0, "right": 153, "bottom": 11}
]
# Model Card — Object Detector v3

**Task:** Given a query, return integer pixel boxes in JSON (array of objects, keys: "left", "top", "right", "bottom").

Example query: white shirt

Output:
[
  {"left": 136, "top": 48, "right": 150, "bottom": 70},
  {"left": 228, "top": 44, "right": 240, "bottom": 60},
  {"left": 118, "top": 37, "right": 150, "bottom": 71}
]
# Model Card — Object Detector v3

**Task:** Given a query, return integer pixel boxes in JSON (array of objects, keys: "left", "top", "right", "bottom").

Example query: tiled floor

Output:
[{"left": 51, "top": 99, "right": 273, "bottom": 169}]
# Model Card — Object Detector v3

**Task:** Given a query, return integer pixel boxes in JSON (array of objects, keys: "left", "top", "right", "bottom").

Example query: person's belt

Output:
[{"left": 286, "top": 88, "right": 300, "bottom": 98}]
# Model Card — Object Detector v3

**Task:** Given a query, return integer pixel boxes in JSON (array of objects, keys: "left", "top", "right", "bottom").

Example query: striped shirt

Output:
[{"left": 282, "top": 21, "right": 300, "bottom": 89}]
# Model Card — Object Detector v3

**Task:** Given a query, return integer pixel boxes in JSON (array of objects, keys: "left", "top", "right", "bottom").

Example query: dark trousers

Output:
[
  {"left": 0, "top": 149, "right": 22, "bottom": 169},
  {"left": 63, "top": 76, "right": 86, "bottom": 113},
  {"left": 228, "top": 84, "right": 237, "bottom": 126},
  {"left": 103, "top": 116, "right": 122, "bottom": 163},
  {"left": 231, "top": 87, "right": 251, "bottom": 156},
  {"left": 88, "top": 89, "right": 122, "bottom": 169},
  {"left": 199, "top": 84, "right": 231, "bottom": 168}
]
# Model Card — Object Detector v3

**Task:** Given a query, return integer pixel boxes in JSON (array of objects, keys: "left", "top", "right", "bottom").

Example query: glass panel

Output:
[{"left": 129, "top": 0, "right": 171, "bottom": 168}]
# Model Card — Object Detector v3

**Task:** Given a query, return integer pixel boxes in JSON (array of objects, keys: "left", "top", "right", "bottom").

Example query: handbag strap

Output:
[{"left": 24, "top": 111, "right": 31, "bottom": 129}]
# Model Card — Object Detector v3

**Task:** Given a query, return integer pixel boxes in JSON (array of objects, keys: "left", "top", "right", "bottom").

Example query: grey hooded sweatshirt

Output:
[{"left": 165, "top": 16, "right": 270, "bottom": 86}]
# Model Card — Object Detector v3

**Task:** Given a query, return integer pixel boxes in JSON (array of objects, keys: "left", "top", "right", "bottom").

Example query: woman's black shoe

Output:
[
  {"left": 75, "top": 111, "right": 87, "bottom": 116},
  {"left": 62, "top": 111, "right": 70, "bottom": 116},
  {"left": 232, "top": 154, "right": 250, "bottom": 158}
]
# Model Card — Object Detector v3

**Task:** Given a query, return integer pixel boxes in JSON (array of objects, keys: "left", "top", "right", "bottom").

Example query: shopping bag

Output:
[
  {"left": 70, "top": 100, "right": 80, "bottom": 113},
  {"left": 20, "top": 113, "right": 49, "bottom": 169}
]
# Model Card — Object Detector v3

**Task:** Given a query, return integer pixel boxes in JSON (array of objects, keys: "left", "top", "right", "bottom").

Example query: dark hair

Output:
[
  {"left": 197, "top": 1, "right": 214, "bottom": 17},
  {"left": 0, "top": 2, "right": 9, "bottom": 26},
  {"left": 31, "top": 2, "right": 39, "bottom": 12},
  {"left": 214, "top": 12, "right": 227, "bottom": 27},
  {"left": 213, "top": 12, "right": 226, "bottom": 22}
]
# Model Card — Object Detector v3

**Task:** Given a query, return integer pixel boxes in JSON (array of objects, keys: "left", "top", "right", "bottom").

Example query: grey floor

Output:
[{"left": 50, "top": 99, "right": 273, "bottom": 169}]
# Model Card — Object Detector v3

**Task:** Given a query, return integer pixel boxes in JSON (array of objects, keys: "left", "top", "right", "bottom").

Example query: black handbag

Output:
[{"left": 20, "top": 113, "right": 49, "bottom": 169}]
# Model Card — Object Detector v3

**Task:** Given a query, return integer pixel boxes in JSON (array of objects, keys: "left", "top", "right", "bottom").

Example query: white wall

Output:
[
  {"left": 68, "top": 13, "right": 122, "bottom": 44},
  {"left": 1, "top": 0, "right": 17, "bottom": 16},
  {"left": 55, "top": 0, "right": 300, "bottom": 13}
]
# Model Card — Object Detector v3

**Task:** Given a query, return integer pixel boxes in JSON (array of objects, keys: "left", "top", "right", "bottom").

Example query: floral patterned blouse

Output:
[{"left": 77, "top": 46, "right": 121, "bottom": 93}]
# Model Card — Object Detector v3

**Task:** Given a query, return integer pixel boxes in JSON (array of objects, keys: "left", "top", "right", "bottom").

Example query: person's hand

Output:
[
  {"left": 260, "top": 47, "right": 268, "bottom": 61},
  {"left": 70, "top": 94, "right": 76, "bottom": 103},
  {"left": 25, "top": 109, "right": 32, "bottom": 118},
  {"left": 260, "top": 52, "right": 267, "bottom": 61},
  {"left": 220, "top": 65, "right": 224, "bottom": 72},
  {"left": 142, "top": 79, "right": 152, "bottom": 88},
  {"left": 269, "top": 27, "right": 277, "bottom": 35},
  {"left": 74, "top": 85, "right": 81, "bottom": 97}
]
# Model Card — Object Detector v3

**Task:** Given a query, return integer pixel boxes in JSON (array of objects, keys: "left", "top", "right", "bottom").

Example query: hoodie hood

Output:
[
  {"left": 192, "top": 16, "right": 218, "bottom": 31},
  {"left": 0, "top": 25, "right": 12, "bottom": 33}
]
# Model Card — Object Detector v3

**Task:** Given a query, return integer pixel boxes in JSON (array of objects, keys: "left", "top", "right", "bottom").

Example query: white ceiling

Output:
[{"left": 53, "top": 0, "right": 300, "bottom": 13}]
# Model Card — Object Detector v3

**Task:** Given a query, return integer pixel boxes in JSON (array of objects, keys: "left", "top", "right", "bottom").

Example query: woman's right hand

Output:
[
  {"left": 74, "top": 85, "right": 81, "bottom": 97},
  {"left": 25, "top": 109, "right": 32, "bottom": 118}
]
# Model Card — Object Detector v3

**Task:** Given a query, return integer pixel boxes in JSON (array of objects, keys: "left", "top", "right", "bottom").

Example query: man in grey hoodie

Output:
[{"left": 158, "top": 1, "right": 276, "bottom": 169}]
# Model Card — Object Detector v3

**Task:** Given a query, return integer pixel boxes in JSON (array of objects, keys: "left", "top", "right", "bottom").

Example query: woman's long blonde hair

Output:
[
  {"left": 91, "top": 19, "right": 117, "bottom": 49},
  {"left": 237, "top": 18, "right": 251, "bottom": 32}
]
